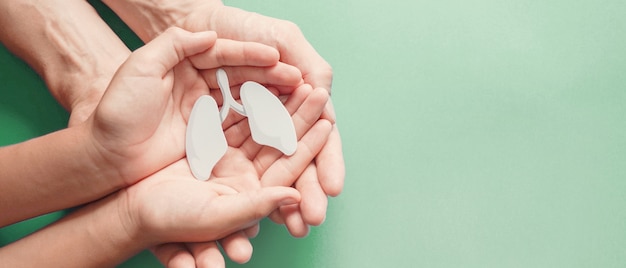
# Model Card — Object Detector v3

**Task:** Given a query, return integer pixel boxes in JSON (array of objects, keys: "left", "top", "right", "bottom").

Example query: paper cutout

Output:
[
  {"left": 241, "top": 81, "right": 297, "bottom": 155},
  {"left": 185, "top": 69, "right": 297, "bottom": 180},
  {"left": 185, "top": 95, "right": 228, "bottom": 181}
]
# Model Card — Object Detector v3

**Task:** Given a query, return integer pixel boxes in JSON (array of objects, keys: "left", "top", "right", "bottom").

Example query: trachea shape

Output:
[{"left": 185, "top": 69, "right": 297, "bottom": 181}]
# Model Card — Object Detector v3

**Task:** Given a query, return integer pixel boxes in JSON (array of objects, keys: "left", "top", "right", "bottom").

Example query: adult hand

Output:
[
  {"left": 100, "top": 1, "right": 345, "bottom": 235},
  {"left": 182, "top": 1, "right": 345, "bottom": 237}
]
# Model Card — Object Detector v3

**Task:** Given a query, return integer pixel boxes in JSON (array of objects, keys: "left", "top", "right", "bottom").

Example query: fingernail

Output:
[{"left": 279, "top": 198, "right": 299, "bottom": 206}]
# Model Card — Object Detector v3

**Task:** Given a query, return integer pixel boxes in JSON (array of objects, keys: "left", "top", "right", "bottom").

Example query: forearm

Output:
[
  {"left": 0, "top": 125, "right": 122, "bottom": 227},
  {"left": 0, "top": 192, "right": 145, "bottom": 267},
  {"left": 100, "top": 0, "right": 211, "bottom": 41},
  {"left": 0, "top": 0, "right": 129, "bottom": 116}
]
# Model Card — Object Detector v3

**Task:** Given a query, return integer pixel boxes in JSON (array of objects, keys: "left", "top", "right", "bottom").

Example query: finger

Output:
[
  {"left": 222, "top": 117, "right": 252, "bottom": 148},
  {"left": 201, "top": 63, "right": 303, "bottom": 91},
  {"left": 243, "top": 224, "right": 260, "bottom": 238},
  {"left": 151, "top": 243, "right": 196, "bottom": 268},
  {"left": 187, "top": 242, "right": 225, "bottom": 268},
  {"left": 317, "top": 125, "right": 345, "bottom": 196},
  {"left": 260, "top": 119, "right": 333, "bottom": 188},
  {"left": 283, "top": 84, "right": 313, "bottom": 114},
  {"left": 128, "top": 28, "right": 217, "bottom": 77},
  {"left": 174, "top": 61, "right": 212, "bottom": 122},
  {"left": 303, "top": 62, "right": 333, "bottom": 94},
  {"left": 189, "top": 39, "right": 279, "bottom": 69},
  {"left": 237, "top": 135, "right": 263, "bottom": 161},
  {"left": 253, "top": 87, "right": 329, "bottom": 173},
  {"left": 207, "top": 186, "right": 300, "bottom": 231},
  {"left": 290, "top": 88, "right": 330, "bottom": 138},
  {"left": 296, "top": 162, "right": 327, "bottom": 226},
  {"left": 273, "top": 23, "right": 333, "bottom": 91},
  {"left": 268, "top": 209, "right": 285, "bottom": 225},
  {"left": 321, "top": 97, "right": 337, "bottom": 123},
  {"left": 219, "top": 231, "right": 253, "bottom": 264},
  {"left": 280, "top": 204, "right": 310, "bottom": 238},
  {"left": 233, "top": 84, "right": 313, "bottom": 161}
]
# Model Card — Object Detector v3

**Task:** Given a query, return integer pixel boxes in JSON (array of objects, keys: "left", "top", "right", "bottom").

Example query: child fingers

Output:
[
  {"left": 128, "top": 27, "right": 217, "bottom": 76},
  {"left": 280, "top": 204, "right": 309, "bottom": 238},
  {"left": 208, "top": 186, "right": 300, "bottom": 231},
  {"left": 219, "top": 232, "right": 253, "bottom": 264},
  {"left": 187, "top": 242, "right": 226, "bottom": 268},
  {"left": 151, "top": 243, "right": 196, "bottom": 268}
]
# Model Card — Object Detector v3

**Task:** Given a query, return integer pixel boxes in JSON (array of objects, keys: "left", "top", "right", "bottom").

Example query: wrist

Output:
[
  {"left": 112, "top": 190, "right": 154, "bottom": 249},
  {"left": 0, "top": 0, "right": 131, "bottom": 112},
  {"left": 101, "top": 0, "right": 215, "bottom": 41},
  {"left": 177, "top": 2, "right": 223, "bottom": 32},
  {"left": 72, "top": 190, "right": 149, "bottom": 266},
  {"left": 0, "top": 190, "right": 149, "bottom": 267},
  {"left": 77, "top": 121, "right": 129, "bottom": 190},
  {"left": 113, "top": 187, "right": 162, "bottom": 248}
]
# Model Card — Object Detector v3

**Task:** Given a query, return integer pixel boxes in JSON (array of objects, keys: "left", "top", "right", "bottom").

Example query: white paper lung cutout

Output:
[
  {"left": 185, "top": 69, "right": 297, "bottom": 180},
  {"left": 186, "top": 95, "right": 228, "bottom": 181},
  {"left": 241, "top": 81, "right": 297, "bottom": 155}
]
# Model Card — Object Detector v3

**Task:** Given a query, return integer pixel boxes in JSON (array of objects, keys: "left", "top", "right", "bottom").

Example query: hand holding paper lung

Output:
[{"left": 186, "top": 69, "right": 297, "bottom": 180}]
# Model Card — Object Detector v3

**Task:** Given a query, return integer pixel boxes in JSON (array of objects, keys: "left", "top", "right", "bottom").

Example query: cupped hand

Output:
[
  {"left": 117, "top": 158, "right": 301, "bottom": 253},
  {"left": 98, "top": 1, "right": 345, "bottom": 234},
  {"left": 63, "top": 25, "right": 308, "bottom": 266},
  {"left": 83, "top": 27, "right": 286, "bottom": 187}
]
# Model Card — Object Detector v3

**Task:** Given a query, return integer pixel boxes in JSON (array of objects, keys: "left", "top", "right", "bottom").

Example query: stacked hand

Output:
[
  {"left": 67, "top": 26, "right": 335, "bottom": 266},
  {"left": 101, "top": 2, "right": 345, "bottom": 226},
  {"left": 86, "top": 27, "right": 301, "bottom": 186},
  {"left": 0, "top": 0, "right": 343, "bottom": 267},
  {"left": 177, "top": 1, "right": 345, "bottom": 233}
]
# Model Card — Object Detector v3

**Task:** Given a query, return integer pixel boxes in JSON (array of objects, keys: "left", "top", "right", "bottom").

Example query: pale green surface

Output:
[
  {"left": 1, "top": 1, "right": 625, "bottom": 267},
  {"left": 224, "top": 0, "right": 626, "bottom": 267}
]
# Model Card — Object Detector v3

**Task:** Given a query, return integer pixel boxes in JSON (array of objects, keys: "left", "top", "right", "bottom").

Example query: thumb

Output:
[
  {"left": 209, "top": 187, "right": 301, "bottom": 231},
  {"left": 123, "top": 27, "right": 217, "bottom": 77}
]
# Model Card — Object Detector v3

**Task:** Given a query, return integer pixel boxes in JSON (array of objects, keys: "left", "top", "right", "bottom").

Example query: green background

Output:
[{"left": 1, "top": 0, "right": 626, "bottom": 267}]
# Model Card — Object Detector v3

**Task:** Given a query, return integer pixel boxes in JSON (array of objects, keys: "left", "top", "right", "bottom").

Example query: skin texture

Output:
[
  {"left": 0, "top": 0, "right": 130, "bottom": 127},
  {"left": 95, "top": 1, "right": 346, "bottom": 265},
  {"left": 0, "top": 158, "right": 304, "bottom": 267},
  {"left": 100, "top": 2, "right": 345, "bottom": 260},
  {"left": 0, "top": 0, "right": 344, "bottom": 266},
  {"left": 0, "top": 27, "right": 334, "bottom": 267}
]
